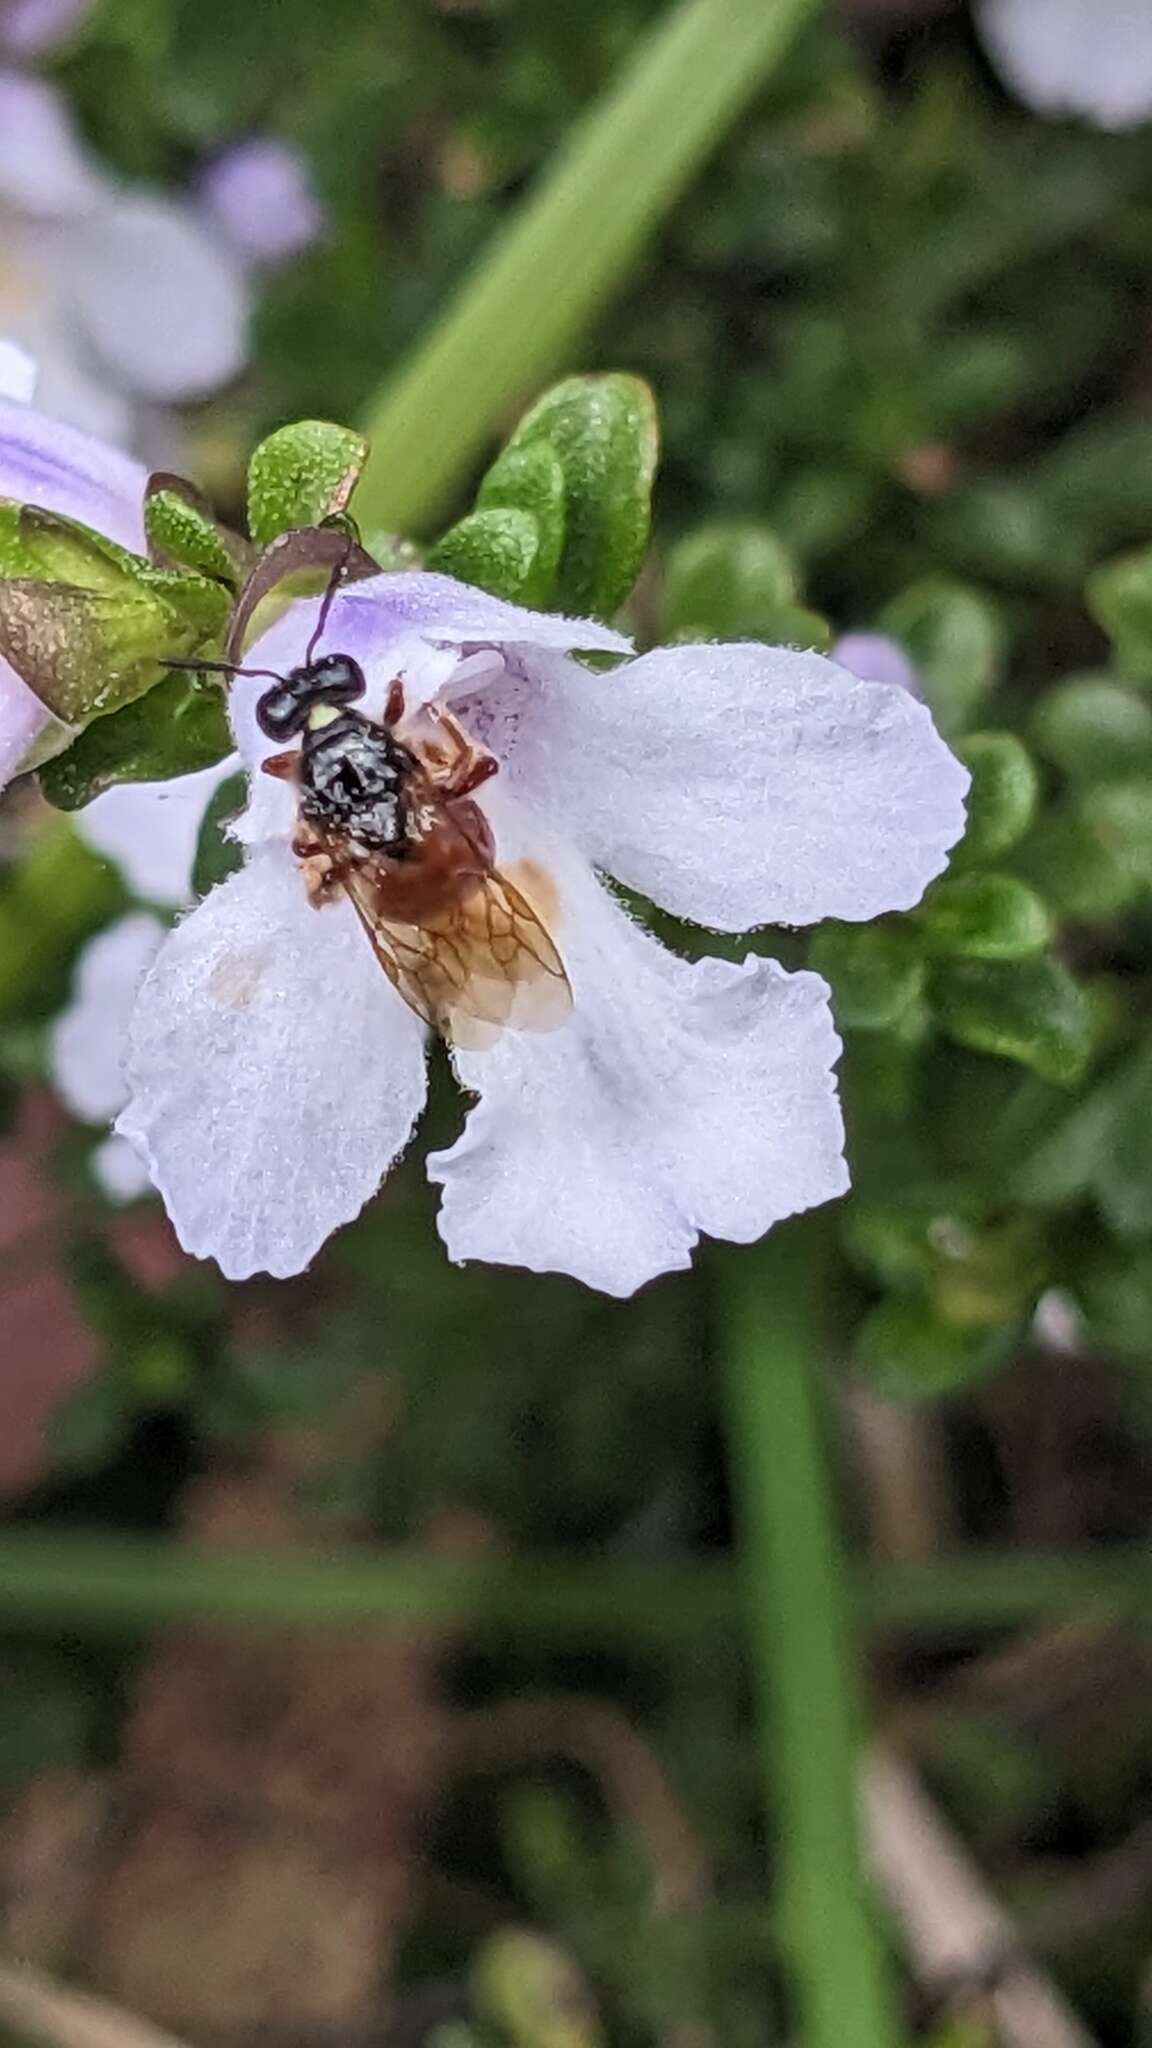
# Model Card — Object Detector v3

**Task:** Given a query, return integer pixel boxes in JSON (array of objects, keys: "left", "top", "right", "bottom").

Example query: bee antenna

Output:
[
  {"left": 304, "top": 539, "right": 354, "bottom": 667},
  {"left": 164, "top": 657, "right": 287, "bottom": 685}
]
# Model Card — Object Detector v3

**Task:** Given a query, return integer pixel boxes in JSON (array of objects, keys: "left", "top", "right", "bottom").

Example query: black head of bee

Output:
[{"left": 256, "top": 654, "right": 367, "bottom": 741}]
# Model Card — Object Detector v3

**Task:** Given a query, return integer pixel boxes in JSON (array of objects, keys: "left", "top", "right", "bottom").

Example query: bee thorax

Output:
[{"left": 298, "top": 714, "right": 411, "bottom": 852}]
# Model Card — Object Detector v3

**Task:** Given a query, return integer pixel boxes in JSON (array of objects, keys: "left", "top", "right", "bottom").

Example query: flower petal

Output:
[
  {"left": 63, "top": 193, "right": 249, "bottom": 400},
  {"left": 198, "top": 137, "right": 324, "bottom": 264},
  {"left": 0, "top": 338, "right": 37, "bottom": 403},
  {"left": 117, "top": 848, "right": 427, "bottom": 1280},
  {"left": 0, "top": 664, "right": 51, "bottom": 782},
  {"left": 831, "top": 632, "right": 921, "bottom": 697},
  {"left": 428, "top": 810, "right": 847, "bottom": 1297},
  {"left": 75, "top": 756, "right": 239, "bottom": 908},
  {"left": 92, "top": 1131, "right": 153, "bottom": 1203},
  {"left": 0, "top": 391, "right": 146, "bottom": 545},
  {"left": 50, "top": 910, "right": 166, "bottom": 1122},
  {"left": 1, "top": 0, "right": 94, "bottom": 57},
  {"left": 0, "top": 69, "right": 105, "bottom": 217},
  {"left": 501, "top": 642, "right": 969, "bottom": 931},
  {"left": 977, "top": 0, "right": 1152, "bottom": 129}
]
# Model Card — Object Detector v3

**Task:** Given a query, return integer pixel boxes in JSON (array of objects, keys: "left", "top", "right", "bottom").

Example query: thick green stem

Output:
[
  {"left": 721, "top": 1219, "right": 903, "bottom": 2048},
  {"left": 356, "top": 0, "right": 822, "bottom": 534}
]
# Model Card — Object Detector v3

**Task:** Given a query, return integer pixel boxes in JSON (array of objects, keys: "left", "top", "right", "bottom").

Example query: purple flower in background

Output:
[
  {"left": 830, "top": 633, "right": 921, "bottom": 697},
  {"left": 976, "top": 0, "right": 1152, "bottom": 129},
  {"left": 198, "top": 138, "right": 324, "bottom": 266},
  {"left": 0, "top": 0, "right": 92, "bottom": 57}
]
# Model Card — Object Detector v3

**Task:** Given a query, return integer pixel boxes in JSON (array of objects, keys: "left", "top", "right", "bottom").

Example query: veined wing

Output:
[{"left": 341, "top": 860, "right": 572, "bottom": 1050}]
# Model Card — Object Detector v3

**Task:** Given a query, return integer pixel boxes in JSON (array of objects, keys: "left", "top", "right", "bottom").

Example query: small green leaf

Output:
[
  {"left": 916, "top": 873, "right": 1051, "bottom": 959},
  {"left": 247, "top": 419, "right": 368, "bottom": 548},
  {"left": 808, "top": 923, "right": 924, "bottom": 1029},
  {"left": 471, "top": 1929, "right": 602, "bottom": 2048},
  {"left": 426, "top": 507, "right": 541, "bottom": 602},
  {"left": 1030, "top": 676, "right": 1152, "bottom": 782},
  {"left": 145, "top": 478, "right": 247, "bottom": 584},
  {"left": 1087, "top": 545, "right": 1152, "bottom": 683},
  {"left": 191, "top": 770, "right": 247, "bottom": 896},
  {"left": 951, "top": 732, "right": 1038, "bottom": 865},
  {"left": 39, "top": 675, "right": 232, "bottom": 811},
  {"left": 504, "top": 373, "right": 658, "bottom": 617},
  {"left": 854, "top": 1295, "right": 1006, "bottom": 1403},
  {"left": 475, "top": 442, "right": 566, "bottom": 604},
  {"left": 877, "top": 577, "right": 1005, "bottom": 736},
  {"left": 662, "top": 522, "right": 799, "bottom": 637},
  {"left": 931, "top": 955, "right": 1096, "bottom": 1085}
]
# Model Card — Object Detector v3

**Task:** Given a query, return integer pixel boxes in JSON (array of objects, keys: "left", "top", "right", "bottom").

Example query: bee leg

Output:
[
  {"left": 291, "top": 818, "right": 343, "bottom": 907},
  {"left": 262, "top": 750, "right": 298, "bottom": 781},
  {"left": 383, "top": 678, "right": 405, "bottom": 725},
  {"left": 445, "top": 749, "right": 498, "bottom": 799}
]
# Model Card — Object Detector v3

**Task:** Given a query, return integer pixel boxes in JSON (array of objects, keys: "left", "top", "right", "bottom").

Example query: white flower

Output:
[
  {"left": 976, "top": 0, "right": 1152, "bottom": 130},
  {"left": 0, "top": 69, "right": 248, "bottom": 445},
  {"left": 75, "top": 758, "right": 238, "bottom": 908},
  {"left": 50, "top": 910, "right": 166, "bottom": 1203},
  {"left": 114, "top": 572, "right": 970, "bottom": 1295}
]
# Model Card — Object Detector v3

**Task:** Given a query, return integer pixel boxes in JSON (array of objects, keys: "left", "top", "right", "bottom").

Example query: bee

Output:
[{"left": 253, "top": 653, "right": 572, "bottom": 1048}]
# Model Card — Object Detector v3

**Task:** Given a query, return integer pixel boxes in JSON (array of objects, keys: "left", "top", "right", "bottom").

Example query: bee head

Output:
[{"left": 256, "top": 654, "right": 367, "bottom": 741}]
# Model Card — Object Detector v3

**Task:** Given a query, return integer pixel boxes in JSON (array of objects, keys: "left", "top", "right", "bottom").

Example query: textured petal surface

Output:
[
  {"left": 198, "top": 138, "right": 324, "bottom": 263},
  {"left": 0, "top": 392, "right": 145, "bottom": 543},
  {"left": 117, "top": 849, "right": 427, "bottom": 1279},
  {"left": 76, "top": 756, "right": 239, "bottom": 908},
  {"left": 499, "top": 642, "right": 969, "bottom": 930},
  {"left": 64, "top": 193, "right": 249, "bottom": 399},
  {"left": 428, "top": 806, "right": 847, "bottom": 1297},
  {"left": 0, "top": 69, "right": 104, "bottom": 216},
  {"left": 977, "top": 0, "right": 1152, "bottom": 128},
  {"left": 50, "top": 910, "right": 165, "bottom": 1122}
]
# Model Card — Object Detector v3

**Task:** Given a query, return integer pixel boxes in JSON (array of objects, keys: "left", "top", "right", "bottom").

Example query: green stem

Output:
[
  {"left": 720, "top": 1220, "right": 903, "bottom": 2048},
  {"left": 356, "top": 0, "right": 821, "bottom": 534}
]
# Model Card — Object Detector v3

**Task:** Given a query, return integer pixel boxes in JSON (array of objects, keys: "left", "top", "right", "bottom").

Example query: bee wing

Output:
[{"left": 341, "top": 861, "right": 571, "bottom": 1050}]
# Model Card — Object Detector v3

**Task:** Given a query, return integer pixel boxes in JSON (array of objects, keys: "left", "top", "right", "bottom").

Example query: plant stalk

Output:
[
  {"left": 356, "top": 0, "right": 822, "bottom": 534},
  {"left": 720, "top": 1218, "right": 903, "bottom": 2048}
]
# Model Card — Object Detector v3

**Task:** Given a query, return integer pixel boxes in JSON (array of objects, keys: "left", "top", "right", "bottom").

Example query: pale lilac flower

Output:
[
  {"left": 50, "top": 911, "right": 165, "bottom": 1203},
  {"left": 198, "top": 138, "right": 324, "bottom": 266},
  {"left": 0, "top": 70, "right": 248, "bottom": 443},
  {"left": 75, "top": 759, "right": 238, "bottom": 909},
  {"left": 1, "top": 0, "right": 93, "bottom": 57},
  {"left": 112, "top": 575, "right": 970, "bottom": 1294},
  {"left": 977, "top": 0, "right": 1152, "bottom": 130},
  {"left": 0, "top": 391, "right": 147, "bottom": 783},
  {"left": 831, "top": 632, "right": 920, "bottom": 698}
]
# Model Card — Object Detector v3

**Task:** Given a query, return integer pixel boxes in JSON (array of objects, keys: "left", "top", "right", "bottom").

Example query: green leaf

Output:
[
  {"left": 145, "top": 474, "right": 249, "bottom": 584},
  {"left": 808, "top": 923, "right": 924, "bottom": 1029},
  {"left": 877, "top": 577, "right": 1004, "bottom": 736},
  {"left": 931, "top": 954, "right": 1096, "bottom": 1085},
  {"left": 916, "top": 873, "right": 1051, "bottom": 959},
  {"left": 1030, "top": 676, "right": 1152, "bottom": 782},
  {"left": 662, "top": 522, "right": 798, "bottom": 637},
  {"left": 191, "top": 770, "right": 247, "bottom": 896},
  {"left": 503, "top": 373, "right": 658, "bottom": 617},
  {"left": 853, "top": 1295, "right": 1006, "bottom": 1403},
  {"left": 1087, "top": 545, "right": 1152, "bottom": 683},
  {"left": 426, "top": 507, "right": 541, "bottom": 602},
  {"left": 475, "top": 442, "right": 566, "bottom": 605},
  {"left": 0, "top": 504, "right": 229, "bottom": 725},
  {"left": 39, "top": 674, "right": 232, "bottom": 811},
  {"left": 951, "top": 732, "right": 1039, "bottom": 865},
  {"left": 247, "top": 419, "right": 368, "bottom": 548}
]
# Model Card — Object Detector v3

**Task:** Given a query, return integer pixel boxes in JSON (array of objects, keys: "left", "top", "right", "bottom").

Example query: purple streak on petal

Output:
[
  {"left": 830, "top": 632, "right": 922, "bottom": 698},
  {"left": 1, "top": 0, "right": 94, "bottom": 55},
  {"left": 198, "top": 137, "right": 324, "bottom": 264},
  {"left": 0, "top": 395, "right": 146, "bottom": 545},
  {"left": 0, "top": 69, "right": 104, "bottom": 218}
]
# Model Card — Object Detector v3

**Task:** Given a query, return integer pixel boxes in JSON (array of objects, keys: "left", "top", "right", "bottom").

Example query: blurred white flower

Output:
[
  {"left": 977, "top": 0, "right": 1152, "bottom": 130},
  {"left": 830, "top": 632, "right": 921, "bottom": 697},
  {"left": 50, "top": 911, "right": 166, "bottom": 1202},
  {"left": 0, "top": 0, "right": 93, "bottom": 58},
  {"left": 76, "top": 759, "right": 238, "bottom": 909},
  {"left": 0, "top": 67, "right": 248, "bottom": 445}
]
